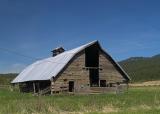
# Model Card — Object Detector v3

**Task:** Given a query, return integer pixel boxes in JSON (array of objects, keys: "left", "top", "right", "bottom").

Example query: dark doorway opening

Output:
[
  {"left": 85, "top": 43, "right": 99, "bottom": 67},
  {"left": 89, "top": 69, "right": 99, "bottom": 87},
  {"left": 19, "top": 80, "right": 51, "bottom": 93},
  {"left": 69, "top": 81, "right": 74, "bottom": 92},
  {"left": 39, "top": 80, "right": 51, "bottom": 90},
  {"left": 100, "top": 80, "right": 106, "bottom": 87}
]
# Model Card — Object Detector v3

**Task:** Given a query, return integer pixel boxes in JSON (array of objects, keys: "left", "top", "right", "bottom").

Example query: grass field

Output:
[{"left": 0, "top": 86, "right": 160, "bottom": 114}]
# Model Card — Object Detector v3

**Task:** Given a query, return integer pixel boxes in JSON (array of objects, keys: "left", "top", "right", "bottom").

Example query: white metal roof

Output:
[{"left": 12, "top": 41, "right": 98, "bottom": 83}]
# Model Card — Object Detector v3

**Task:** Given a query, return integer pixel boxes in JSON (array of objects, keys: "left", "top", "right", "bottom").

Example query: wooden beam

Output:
[
  {"left": 33, "top": 82, "right": 36, "bottom": 94},
  {"left": 51, "top": 82, "right": 53, "bottom": 95},
  {"left": 37, "top": 82, "right": 40, "bottom": 94}
]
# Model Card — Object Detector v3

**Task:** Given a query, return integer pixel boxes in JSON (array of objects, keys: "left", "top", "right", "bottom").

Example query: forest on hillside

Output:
[
  {"left": 119, "top": 54, "right": 160, "bottom": 82},
  {"left": 0, "top": 74, "right": 17, "bottom": 85}
]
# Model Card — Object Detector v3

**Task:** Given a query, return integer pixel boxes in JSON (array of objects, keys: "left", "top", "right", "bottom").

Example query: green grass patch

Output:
[{"left": 0, "top": 86, "right": 160, "bottom": 114}]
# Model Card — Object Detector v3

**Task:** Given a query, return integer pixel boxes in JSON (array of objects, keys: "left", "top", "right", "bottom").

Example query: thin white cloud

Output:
[{"left": 0, "top": 63, "right": 27, "bottom": 74}]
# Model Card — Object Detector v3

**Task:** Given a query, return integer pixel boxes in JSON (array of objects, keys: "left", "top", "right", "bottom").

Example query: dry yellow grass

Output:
[{"left": 129, "top": 80, "right": 160, "bottom": 87}]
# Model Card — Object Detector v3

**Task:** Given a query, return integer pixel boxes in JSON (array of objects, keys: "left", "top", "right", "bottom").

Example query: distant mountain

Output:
[
  {"left": 119, "top": 54, "right": 160, "bottom": 82},
  {"left": 0, "top": 73, "right": 18, "bottom": 85},
  {"left": 152, "top": 54, "right": 160, "bottom": 58}
]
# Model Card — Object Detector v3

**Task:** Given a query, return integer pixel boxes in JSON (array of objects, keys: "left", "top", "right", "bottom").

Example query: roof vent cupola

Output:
[{"left": 51, "top": 47, "right": 65, "bottom": 57}]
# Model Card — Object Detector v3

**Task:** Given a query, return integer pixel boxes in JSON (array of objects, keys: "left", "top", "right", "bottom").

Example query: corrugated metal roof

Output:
[{"left": 12, "top": 41, "right": 98, "bottom": 83}]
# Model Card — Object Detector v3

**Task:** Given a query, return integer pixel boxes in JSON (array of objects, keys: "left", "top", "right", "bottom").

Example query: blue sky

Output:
[{"left": 0, "top": 0, "right": 160, "bottom": 73}]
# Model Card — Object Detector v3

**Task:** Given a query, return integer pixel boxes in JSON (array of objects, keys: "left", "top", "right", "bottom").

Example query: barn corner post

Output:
[
  {"left": 33, "top": 82, "right": 36, "bottom": 94},
  {"left": 37, "top": 82, "right": 40, "bottom": 95},
  {"left": 17, "top": 83, "right": 19, "bottom": 92},
  {"left": 50, "top": 78, "right": 54, "bottom": 95},
  {"left": 126, "top": 81, "right": 129, "bottom": 93}
]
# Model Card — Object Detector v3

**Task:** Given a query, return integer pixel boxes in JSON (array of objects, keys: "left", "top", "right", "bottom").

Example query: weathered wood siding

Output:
[{"left": 99, "top": 51, "right": 125, "bottom": 83}]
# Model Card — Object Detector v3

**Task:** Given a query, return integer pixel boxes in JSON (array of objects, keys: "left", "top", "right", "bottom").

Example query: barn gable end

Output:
[{"left": 51, "top": 42, "right": 129, "bottom": 93}]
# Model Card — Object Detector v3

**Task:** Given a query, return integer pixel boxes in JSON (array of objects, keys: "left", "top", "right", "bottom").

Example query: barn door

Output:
[
  {"left": 89, "top": 69, "right": 99, "bottom": 87},
  {"left": 69, "top": 81, "right": 74, "bottom": 92}
]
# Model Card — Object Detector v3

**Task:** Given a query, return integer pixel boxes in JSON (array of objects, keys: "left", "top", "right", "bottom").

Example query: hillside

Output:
[
  {"left": 119, "top": 54, "right": 160, "bottom": 82},
  {"left": 0, "top": 73, "right": 17, "bottom": 85}
]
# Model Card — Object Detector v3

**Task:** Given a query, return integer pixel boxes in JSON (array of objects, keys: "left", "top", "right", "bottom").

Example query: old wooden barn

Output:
[{"left": 12, "top": 41, "right": 130, "bottom": 94}]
